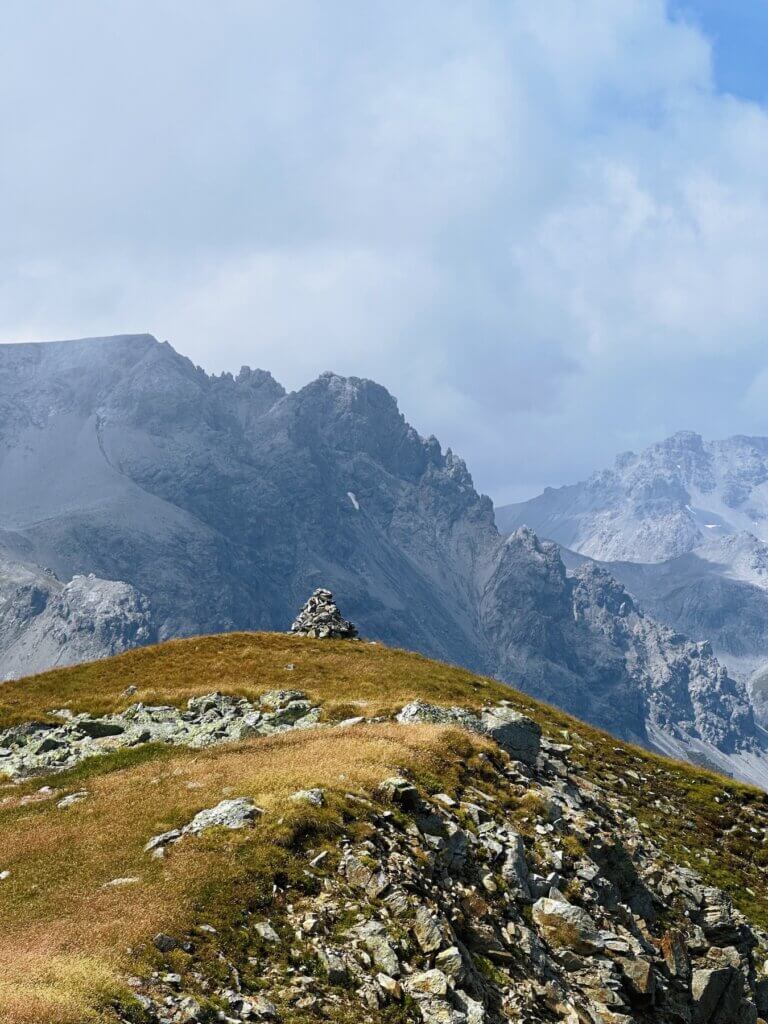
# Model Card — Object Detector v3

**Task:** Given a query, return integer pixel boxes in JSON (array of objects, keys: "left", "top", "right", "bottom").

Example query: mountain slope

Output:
[
  {"left": 498, "top": 431, "right": 768, "bottom": 722},
  {"left": 0, "top": 553, "right": 155, "bottom": 681},
  {"left": 3, "top": 634, "right": 768, "bottom": 1024},
  {"left": 0, "top": 336, "right": 763, "bottom": 783}
]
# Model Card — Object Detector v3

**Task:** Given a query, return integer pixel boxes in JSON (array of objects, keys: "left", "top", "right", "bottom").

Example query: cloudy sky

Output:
[{"left": 1, "top": 1, "right": 767, "bottom": 503}]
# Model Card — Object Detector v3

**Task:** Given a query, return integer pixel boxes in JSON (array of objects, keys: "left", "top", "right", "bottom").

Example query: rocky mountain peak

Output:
[
  {"left": 571, "top": 560, "right": 635, "bottom": 617},
  {"left": 498, "top": 429, "right": 768, "bottom": 564},
  {"left": 0, "top": 556, "right": 156, "bottom": 681},
  {"left": 2, "top": 336, "right": 765, "bottom": 784}
]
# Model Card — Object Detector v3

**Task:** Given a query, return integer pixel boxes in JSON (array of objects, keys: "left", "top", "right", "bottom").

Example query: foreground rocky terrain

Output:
[
  {"left": 3, "top": 632, "right": 768, "bottom": 1024},
  {"left": 0, "top": 335, "right": 765, "bottom": 783}
]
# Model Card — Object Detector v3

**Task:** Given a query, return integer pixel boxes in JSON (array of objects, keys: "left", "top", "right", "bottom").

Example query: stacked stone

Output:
[{"left": 290, "top": 588, "right": 358, "bottom": 639}]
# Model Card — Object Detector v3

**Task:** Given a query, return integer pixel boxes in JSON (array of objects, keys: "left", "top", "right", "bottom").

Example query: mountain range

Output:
[
  {"left": 498, "top": 431, "right": 768, "bottom": 725},
  {"left": 1, "top": 335, "right": 766, "bottom": 785}
]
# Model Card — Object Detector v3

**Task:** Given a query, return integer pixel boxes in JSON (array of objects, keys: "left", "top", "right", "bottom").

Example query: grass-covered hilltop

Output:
[{"left": 3, "top": 632, "right": 768, "bottom": 1024}]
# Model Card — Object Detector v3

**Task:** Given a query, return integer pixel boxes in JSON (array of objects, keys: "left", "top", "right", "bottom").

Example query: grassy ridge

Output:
[
  {"left": 2, "top": 632, "right": 768, "bottom": 1022},
  {"left": 0, "top": 632, "right": 506, "bottom": 727}
]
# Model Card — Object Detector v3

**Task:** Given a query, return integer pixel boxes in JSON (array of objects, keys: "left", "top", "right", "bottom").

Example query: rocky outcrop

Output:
[
  {"left": 290, "top": 588, "right": 358, "bottom": 639},
  {"left": 145, "top": 798, "right": 263, "bottom": 856},
  {"left": 396, "top": 700, "right": 542, "bottom": 765},
  {"left": 124, "top": 708, "right": 768, "bottom": 1024},
  {"left": 0, "top": 691, "right": 540, "bottom": 783},
  {"left": 0, "top": 690, "right": 321, "bottom": 779},
  {"left": 0, "top": 556, "right": 156, "bottom": 681}
]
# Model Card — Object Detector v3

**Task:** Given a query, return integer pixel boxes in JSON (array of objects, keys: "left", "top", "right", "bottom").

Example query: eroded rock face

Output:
[
  {"left": 290, "top": 589, "right": 358, "bottom": 639},
  {"left": 0, "top": 558, "right": 156, "bottom": 682}
]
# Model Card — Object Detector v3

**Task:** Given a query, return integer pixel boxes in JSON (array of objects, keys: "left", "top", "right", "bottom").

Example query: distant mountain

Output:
[
  {"left": 497, "top": 429, "right": 768, "bottom": 563},
  {"left": 0, "top": 552, "right": 155, "bottom": 681},
  {"left": 498, "top": 430, "right": 768, "bottom": 723},
  {"left": 0, "top": 336, "right": 764, "bottom": 783}
]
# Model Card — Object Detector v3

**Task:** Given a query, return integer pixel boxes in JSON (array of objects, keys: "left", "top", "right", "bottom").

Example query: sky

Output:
[{"left": 1, "top": 2, "right": 767, "bottom": 505}]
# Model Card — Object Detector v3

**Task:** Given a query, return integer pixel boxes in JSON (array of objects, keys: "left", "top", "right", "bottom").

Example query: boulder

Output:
[
  {"left": 409, "top": 970, "right": 449, "bottom": 997},
  {"left": 691, "top": 965, "right": 742, "bottom": 1023},
  {"left": 396, "top": 701, "right": 479, "bottom": 730},
  {"left": 532, "top": 897, "right": 603, "bottom": 954},
  {"left": 617, "top": 958, "right": 656, "bottom": 1002},
  {"left": 183, "top": 798, "right": 262, "bottom": 835},
  {"left": 290, "top": 787, "right": 325, "bottom": 807},
  {"left": 479, "top": 706, "right": 541, "bottom": 765},
  {"left": 254, "top": 922, "right": 281, "bottom": 944}
]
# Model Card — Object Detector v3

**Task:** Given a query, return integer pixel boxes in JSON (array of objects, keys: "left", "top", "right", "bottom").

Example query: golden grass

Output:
[
  {"left": 0, "top": 632, "right": 508, "bottom": 727},
  {"left": 0, "top": 721, "right": 483, "bottom": 1024},
  {"left": 5, "top": 632, "right": 768, "bottom": 1020}
]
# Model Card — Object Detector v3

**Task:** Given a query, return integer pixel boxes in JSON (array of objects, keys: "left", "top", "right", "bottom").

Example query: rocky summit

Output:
[
  {"left": 290, "top": 589, "right": 358, "bottom": 639},
  {"left": 3, "top": 634, "right": 768, "bottom": 1024}
]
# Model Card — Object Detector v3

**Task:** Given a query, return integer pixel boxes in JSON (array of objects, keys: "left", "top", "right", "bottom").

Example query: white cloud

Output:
[{"left": 0, "top": 0, "right": 767, "bottom": 503}]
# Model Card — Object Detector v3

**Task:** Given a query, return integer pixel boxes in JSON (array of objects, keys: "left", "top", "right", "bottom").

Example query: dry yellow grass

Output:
[
  {"left": 5, "top": 632, "right": 768, "bottom": 1023},
  {"left": 0, "top": 632, "right": 510, "bottom": 727},
  {"left": 0, "top": 720, "right": 483, "bottom": 1024}
]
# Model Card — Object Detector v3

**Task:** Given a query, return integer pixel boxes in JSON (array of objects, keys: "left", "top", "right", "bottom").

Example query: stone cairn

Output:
[{"left": 290, "top": 588, "right": 358, "bottom": 639}]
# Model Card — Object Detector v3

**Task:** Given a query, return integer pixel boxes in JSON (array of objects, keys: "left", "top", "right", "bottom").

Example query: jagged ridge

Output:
[{"left": 0, "top": 336, "right": 761, "bottom": 783}]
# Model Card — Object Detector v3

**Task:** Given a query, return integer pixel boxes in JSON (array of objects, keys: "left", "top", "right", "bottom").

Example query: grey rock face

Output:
[
  {"left": 290, "top": 588, "right": 357, "bottom": 639},
  {"left": 0, "top": 555, "right": 156, "bottom": 681},
  {"left": 396, "top": 700, "right": 542, "bottom": 766},
  {"left": 0, "top": 336, "right": 764, "bottom": 784}
]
